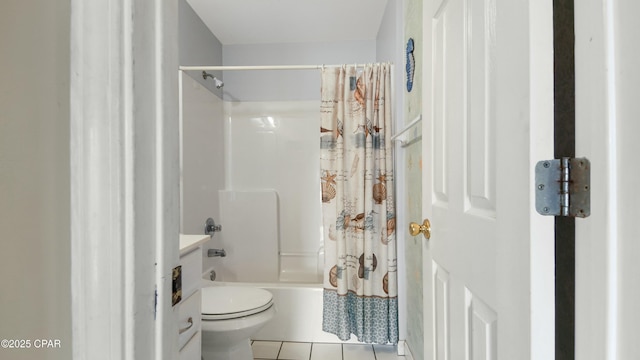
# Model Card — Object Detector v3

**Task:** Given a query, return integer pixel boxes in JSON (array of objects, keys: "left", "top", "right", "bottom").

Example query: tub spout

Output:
[{"left": 208, "top": 248, "right": 226, "bottom": 257}]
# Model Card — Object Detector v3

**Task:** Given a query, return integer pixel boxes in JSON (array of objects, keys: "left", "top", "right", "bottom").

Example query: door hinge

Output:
[{"left": 535, "top": 157, "right": 590, "bottom": 218}]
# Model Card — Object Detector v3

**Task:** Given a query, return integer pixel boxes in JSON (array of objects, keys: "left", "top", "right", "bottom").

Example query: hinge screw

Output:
[
  {"left": 538, "top": 184, "right": 545, "bottom": 190},
  {"left": 543, "top": 207, "right": 550, "bottom": 213},
  {"left": 543, "top": 162, "right": 550, "bottom": 168}
]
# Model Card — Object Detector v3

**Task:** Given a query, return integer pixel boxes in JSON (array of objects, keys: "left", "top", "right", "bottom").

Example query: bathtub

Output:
[
  {"left": 200, "top": 278, "right": 359, "bottom": 343},
  {"left": 206, "top": 189, "right": 357, "bottom": 342}
]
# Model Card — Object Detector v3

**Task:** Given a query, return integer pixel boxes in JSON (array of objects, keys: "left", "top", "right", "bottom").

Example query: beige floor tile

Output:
[
  {"left": 278, "top": 342, "right": 312, "bottom": 359},
  {"left": 343, "top": 344, "right": 375, "bottom": 360},
  {"left": 252, "top": 340, "right": 282, "bottom": 359},
  {"left": 373, "top": 344, "right": 404, "bottom": 360},
  {"left": 310, "top": 343, "right": 342, "bottom": 360}
]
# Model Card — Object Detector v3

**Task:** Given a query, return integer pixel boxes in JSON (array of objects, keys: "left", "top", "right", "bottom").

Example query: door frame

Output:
[
  {"left": 575, "top": 1, "right": 639, "bottom": 359},
  {"left": 70, "top": 0, "right": 179, "bottom": 358}
]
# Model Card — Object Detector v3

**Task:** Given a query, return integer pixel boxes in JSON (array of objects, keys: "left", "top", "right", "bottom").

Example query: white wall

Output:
[
  {"left": 179, "top": 0, "right": 224, "bottom": 95},
  {"left": 222, "top": 41, "right": 377, "bottom": 102},
  {"left": 403, "top": 0, "right": 424, "bottom": 354},
  {"left": 0, "top": 1, "right": 71, "bottom": 359}
]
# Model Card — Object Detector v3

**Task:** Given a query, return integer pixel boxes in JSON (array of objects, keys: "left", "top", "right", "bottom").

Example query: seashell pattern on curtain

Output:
[{"left": 319, "top": 63, "right": 398, "bottom": 344}]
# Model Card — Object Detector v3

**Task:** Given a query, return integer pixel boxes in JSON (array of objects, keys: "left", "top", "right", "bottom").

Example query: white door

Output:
[
  {"left": 575, "top": 1, "right": 640, "bottom": 359},
  {"left": 420, "top": 0, "right": 555, "bottom": 359}
]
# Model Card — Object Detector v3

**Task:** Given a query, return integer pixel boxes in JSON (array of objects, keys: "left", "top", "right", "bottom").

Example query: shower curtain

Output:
[{"left": 320, "top": 63, "right": 398, "bottom": 344}]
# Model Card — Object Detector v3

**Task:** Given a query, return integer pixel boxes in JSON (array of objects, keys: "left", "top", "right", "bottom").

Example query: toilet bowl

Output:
[{"left": 200, "top": 286, "right": 276, "bottom": 360}]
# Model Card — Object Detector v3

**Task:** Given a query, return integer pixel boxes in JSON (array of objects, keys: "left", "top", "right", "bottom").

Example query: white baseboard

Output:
[
  {"left": 402, "top": 340, "right": 415, "bottom": 360},
  {"left": 396, "top": 340, "right": 406, "bottom": 355}
]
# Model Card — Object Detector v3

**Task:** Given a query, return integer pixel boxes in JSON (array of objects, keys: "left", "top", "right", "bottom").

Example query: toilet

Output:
[{"left": 200, "top": 286, "right": 276, "bottom": 360}]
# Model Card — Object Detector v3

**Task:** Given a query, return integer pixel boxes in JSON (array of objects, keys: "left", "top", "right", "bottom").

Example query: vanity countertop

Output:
[{"left": 179, "top": 234, "right": 210, "bottom": 255}]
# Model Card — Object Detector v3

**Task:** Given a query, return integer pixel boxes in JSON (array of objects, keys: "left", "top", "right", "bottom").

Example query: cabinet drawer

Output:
[
  {"left": 178, "top": 289, "right": 201, "bottom": 350},
  {"left": 179, "top": 330, "right": 201, "bottom": 360},
  {"left": 179, "top": 248, "right": 202, "bottom": 300}
]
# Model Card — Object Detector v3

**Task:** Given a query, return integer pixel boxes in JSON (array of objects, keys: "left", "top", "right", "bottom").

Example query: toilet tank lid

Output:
[{"left": 201, "top": 286, "right": 273, "bottom": 315}]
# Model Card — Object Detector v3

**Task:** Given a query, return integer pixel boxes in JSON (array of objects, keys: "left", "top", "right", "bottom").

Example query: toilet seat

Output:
[{"left": 201, "top": 286, "right": 274, "bottom": 320}]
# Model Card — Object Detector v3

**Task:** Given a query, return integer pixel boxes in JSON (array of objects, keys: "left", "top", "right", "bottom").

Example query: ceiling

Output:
[{"left": 186, "top": 0, "right": 389, "bottom": 45}]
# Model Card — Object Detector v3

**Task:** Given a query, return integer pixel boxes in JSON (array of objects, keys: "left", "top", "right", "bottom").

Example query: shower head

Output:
[{"left": 202, "top": 71, "right": 224, "bottom": 89}]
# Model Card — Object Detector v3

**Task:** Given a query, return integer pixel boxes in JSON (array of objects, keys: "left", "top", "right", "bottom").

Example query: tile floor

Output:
[{"left": 251, "top": 341, "right": 406, "bottom": 360}]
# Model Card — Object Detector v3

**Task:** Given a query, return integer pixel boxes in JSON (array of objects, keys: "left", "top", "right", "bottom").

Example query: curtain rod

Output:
[{"left": 179, "top": 63, "right": 390, "bottom": 71}]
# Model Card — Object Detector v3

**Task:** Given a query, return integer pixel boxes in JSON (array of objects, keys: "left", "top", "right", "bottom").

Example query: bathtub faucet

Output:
[
  {"left": 205, "top": 217, "right": 222, "bottom": 237},
  {"left": 208, "top": 248, "right": 226, "bottom": 257}
]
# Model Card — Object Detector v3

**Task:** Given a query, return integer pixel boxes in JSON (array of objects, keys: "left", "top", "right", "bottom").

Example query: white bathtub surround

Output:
[
  {"left": 279, "top": 252, "right": 323, "bottom": 283},
  {"left": 222, "top": 100, "right": 323, "bottom": 283},
  {"left": 217, "top": 190, "right": 280, "bottom": 282},
  {"left": 320, "top": 64, "right": 398, "bottom": 344}
]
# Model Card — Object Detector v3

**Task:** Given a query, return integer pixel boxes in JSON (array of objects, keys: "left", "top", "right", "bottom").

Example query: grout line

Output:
[{"left": 268, "top": 341, "right": 406, "bottom": 360}]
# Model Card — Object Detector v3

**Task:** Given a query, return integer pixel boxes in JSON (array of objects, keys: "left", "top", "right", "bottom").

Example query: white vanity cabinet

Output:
[{"left": 177, "top": 235, "right": 208, "bottom": 360}]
